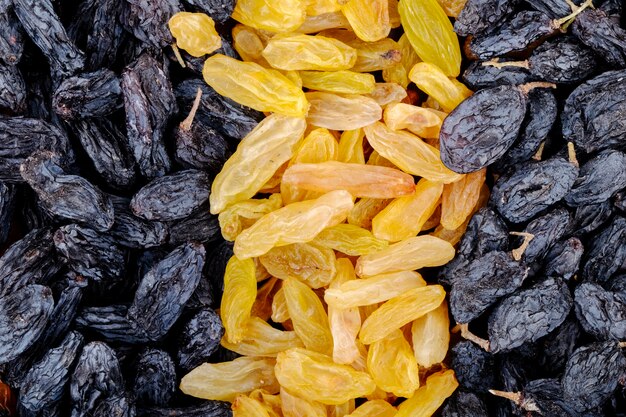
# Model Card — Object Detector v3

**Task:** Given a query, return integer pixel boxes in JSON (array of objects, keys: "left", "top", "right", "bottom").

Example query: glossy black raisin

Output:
[
  {"left": 565, "top": 150, "right": 626, "bottom": 206},
  {"left": 174, "top": 117, "right": 231, "bottom": 173},
  {"left": 569, "top": 200, "right": 614, "bottom": 236},
  {"left": 92, "top": 394, "right": 136, "bottom": 417},
  {"left": 109, "top": 196, "right": 169, "bottom": 249},
  {"left": 168, "top": 209, "right": 220, "bottom": 246},
  {"left": 0, "top": 63, "right": 26, "bottom": 113},
  {"left": 121, "top": 0, "right": 182, "bottom": 49},
  {"left": 86, "top": 0, "right": 124, "bottom": 70},
  {"left": 544, "top": 237, "right": 584, "bottom": 280},
  {"left": 0, "top": 8, "right": 24, "bottom": 65},
  {"left": 462, "top": 59, "right": 535, "bottom": 90},
  {"left": 525, "top": 0, "right": 583, "bottom": 18},
  {"left": 183, "top": 0, "right": 234, "bottom": 23},
  {"left": 75, "top": 305, "right": 150, "bottom": 344},
  {"left": 527, "top": 37, "right": 597, "bottom": 84},
  {"left": 515, "top": 208, "right": 571, "bottom": 271},
  {"left": 53, "top": 69, "right": 122, "bottom": 120},
  {"left": 572, "top": 8, "right": 626, "bottom": 67},
  {"left": 454, "top": 0, "right": 519, "bottom": 36},
  {"left": 441, "top": 391, "right": 489, "bottom": 417}
]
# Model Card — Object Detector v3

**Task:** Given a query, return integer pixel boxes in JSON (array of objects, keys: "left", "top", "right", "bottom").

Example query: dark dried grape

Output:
[
  {"left": 128, "top": 242, "right": 205, "bottom": 341},
  {"left": 137, "top": 401, "right": 232, "bottom": 417},
  {"left": 86, "top": 0, "right": 124, "bottom": 70},
  {"left": 0, "top": 8, "right": 24, "bottom": 65},
  {"left": 572, "top": 9, "right": 626, "bottom": 68},
  {"left": 515, "top": 208, "right": 571, "bottom": 269},
  {"left": 0, "top": 285, "right": 54, "bottom": 365},
  {"left": 182, "top": 0, "right": 234, "bottom": 23},
  {"left": 0, "top": 182, "right": 16, "bottom": 245},
  {"left": 525, "top": 0, "right": 583, "bottom": 18},
  {"left": 20, "top": 151, "right": 115, "bottom": 231},
  {"left": 0, "top": 63, "right": 26, "bottom": 113},
  {"left": 488, "top": 277, "right": 572, "bottom": 352},
  {"left": 122, "top": 0, "right": 182, "bottom": 49},
  {"left": 53, "top": 69, "right": 122, "bottom": 120},
  {"left": 176, "top": 308, "right": 224, "bottom": 372},
  {"left": 174, "top": 117, "right": 231, "bottom": 173},
  {"left": 581, "top": 216, "right": 626, "bottom": 283},
  {"left": 538, "top": 317, "right": 581, "bottom": 374},
  {"left": 70, "top": 119, "right": 136, "bottom": 190},
  {"left": 569, "top": 200, "right": 614, "bottom": 236},
  {"left": 440, "top": 85, "right": 528, "bottom": 173},
  {"left": 122, "top": 53, "right": 176, "bottom": 179},
  {"left": 454, "top": 0, "right": 519, "bottom": 36},
  {"left": 75, "top": 305, "right": 150, "bottom": 344},
  {"left": 565, "top": 150, "right": 626, "bottom": 206},
  {"left": 441, "top": 391, "right": 489, "bottom": 417},
  {"left": 562, "top": 69, "right": 626, "bottom": 154},
  {"left": 614, "top": 190, "right": 626, "bottom": 213},
  {"left": 93, "top": 394, "right": 136, "bottom": 417},
  {"left": 527, "top": 37, "right": 597, "bottom": 84},
  {"left": 168, "top": 209, "right": 220, "bottom": 246},
  {"left": 204, "top": 240, "right": 233, "bottom": 302},
  {"left": 466, "top": 11, "right": 558, "bottom": 60},
  {"left": 491, "top": 158, "right": 578, "bottom": 224},
  {"left": 575, "top": 282, "right": 626, "bottom": 340},
  {"left": 562, "top": 341, "right": 626, "bottom": 412},
  {"left": 521, "top": 378, "right": 579, "bottom": 417},
  {"left": 109, "top": 196, "right": 168, "bottom": 249},
  {"left": 462, "top": 60, "right": 535, "bottom": 90},
  {"left": 449, "top": 251, "right": 529, "bottom": 323},
  {"left": 450, "top": 340, "right": 495, "bottom": 393},
  {"left": 130, "top": 170, "right": 211, "bottom": 221},
  {"left": 18, "top": 331, "right": 84, "bottom": 415},
  {"left": 70, "top": 341, "right": 124, "bottom": 417},
  {"left": 133, "top": 349, "right": 176, "bottom": 407},
  {"left": 13, "top": 0, "right": 85, "bottom": 76},
  {"left": 544, "top": 237, "right": 584, "bottom": 280}
]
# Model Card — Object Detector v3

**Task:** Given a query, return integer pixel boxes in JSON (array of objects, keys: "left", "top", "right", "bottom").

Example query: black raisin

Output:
[
  {"left": 450, "top": 340, "right": 496, "bottom": 393},
  {"left": 454, "top": 0, "right": 519, "bottom": 36},
  {"left": 572, "top": 8, "right": 626, "bottom": 67},
  {"left": 581, "top": 216, "right": 626, "bottom": 283},
  {"left": 575, "top": 282, "right": 626, "bottom": 340},
  {"left": 565, "top": 150, "right": 626, "bottom": 206},
  {"left": 176, "top": 308, "right": 224, "bottom": 372},
  {"left": 133, "top": 349, "right": 176, "bottom": 407},
  {"left": 543, "top": 237, "right": 584, "bottom": 280},
  {"left": 53, "top": 69, "right": 122, "bottom": 120}
]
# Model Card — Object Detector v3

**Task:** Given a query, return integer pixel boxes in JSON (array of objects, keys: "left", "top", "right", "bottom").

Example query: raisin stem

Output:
[
  {"left": 518, "top": 82, "right": 557, "bottom": 95},
  {"left": 532, "top": 142, "right": 545, "bottom": 161},
  {"left": 452, "top": 323, "right": 490, "bottom": 351},
  {"left": 489, "top": 390, "right": 523, "bottom": 405},
  {"left": 180, "top": 88, "right": 203, "bottom": 132},
  {"left": 568, "top": 142, "right": 579, "bottom": 168},
  {"left": 510, "top": 232, "right": 535, "bottom": 261},
  {"left": 482, "top": 59, "right": 530, "bottom": 69},
  {"left": 555, "top": 0, "right": 594, "bottom": 28},
  {"left": 619, "top": 341, "right": 626, "bottom": 348},
  {"left": 171, "top": 43, "right": 187, "bottom": 68}
]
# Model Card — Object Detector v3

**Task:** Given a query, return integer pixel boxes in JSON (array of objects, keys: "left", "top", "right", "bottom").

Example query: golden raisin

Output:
[
  {"left": 263, "top": 34, "right": 357, "bottom": 71},
  {"left": 221, "top": 317, "right": 304, "bottom": 357},
  {"left": 221, "top": 256, "right": 257, "bottom": 344},
  {"left": 411, "top": 300, "right": 450, "bottom": 368},
  {"left": 232, "top": 0, "right": 307, "bottom": 32},
  {"left": 367, "top": 329, "right": 420, "bottom": 397},
  {"left": 306, "top": 92, "right": 382, "bottom": 130},
  {"left": 394, "top": 369, "right": 458, "bottom": 417},
  {"left": 168, "top": 12, "right": 221, "bottom": 57}
]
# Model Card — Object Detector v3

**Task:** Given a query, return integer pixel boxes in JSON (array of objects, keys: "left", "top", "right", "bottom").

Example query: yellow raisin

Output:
[
  {"left": 233, "top": 395, "right": 271, "bottom": 417},
  {"left": 221, "top": 256, "right": 257, "bottom": 344},
  {"left": 411, "top": 300, "right": 450, "bottom": 368},
  {"left": 324, "top": 270, "right": 426, "bottom": 309},
  {"left": 168, "top": 12, "right": 222, "bottom": 57},
  {"left": 275, "top": 348, "right": 376, "bottom": 404},
  {"left": 382, "top": 63, "right": 409, "bottom": 89},
  {"left": 180, "top": 357, "right": 279, "bottom": 401},
  {"left": 234, "top": 190, "right": 354, "bottom": 259},
  {"left": 347, "top": 198, "right": 392, "bottom": 230},
  {"left": 203, "top": 54, "right": 308, "bottom": 117},
  {"left": 251, "top": 277, "right": 280, "bottom": 321},
  {"left": 282, "top": 161, "right": 415, "bottom": 199},
  {"left": 398, "top": 0, "right": 461, "bottom": 77},
  {"left": 221, "top": 316, "right": 304, "bottom": 357},
  {"left": 408, "top": 62, "right": 472, "bottom": 112},
  {"left": 422, "top": 203, "right": 442, "bottom": 230},
  {"left": 307, "top": 92, "right": 382, "bottom": 130},
  {"left": 436, "top": 0, "right": 467, "bottom": 17},
  {"left": 281, "top": 386, "right": 329, "bottom": 417},
  {"left": 355, "top": 235, "right": 455, "bottom": 277},
  {"left": 395, "top": 370, "right": 459, "bottom": 417},
  {"left": 348, "top": 38, "right": 402, "bottom": 73},
  {"left": 371, "top": 178, "right": 444, "bottom": 242},
  {"left": 232, "top": 24, "right": 269, "bottom": 65},
  {"left": 347, "top": 400, "right": 396, "bottom": 417},
  {"left": 259, "top": 242, "right": 337, "bottom": 288},
  {"left": 367, "top": 329, "right": 420, "bottom": 397},
  {"left": 365, "top": 83, "right": 407, "bottom": 107},
  {"left": 337, "top": 129, "right": 365, "bottom": 164},
  {"left": 328, "top": 259, "right": 361, "bottom": 364},
  {"left": 209, "top": 114, "right": 305, "bottom": 214},
  {"left": 440, "top": 168, "right": 486, "bottom": 230},
  {"left": 359, "top": 285, "right": 446, "bottom": 344},
  {"left": 331, "top": 400, "right": 356, "bottom": 417},
  {"left": 383, "top": 103, "right": 446, "bottom": 139},
  {"left": 271, "top": 286, "right": 290, "bottom": 323},
  {"left": 296, "top": 11, "right": 351, "bottom": 33},
  {"left": 262, "top": 34, "right": 357, "bottom": 71},
  {"left": 363, "top": 121, "right": 463, "bottom": 183},
  {"left": 218, "top": 194, "right": 284, "bottom": 241},
  {"left": 313, "top": 223, "right": 389, "bottom": 256},
  {"left": 399, "top": 33, "right": 421, "bottom": 74},
  {"left": 341, "top": 0, "right": 390, "bottom": 42},
  {"left": 249, "top": 390, "right": 283, "bottom": 417},
  {"left": 307, "top": 0, "right": 341, "bottom": 15},
  {"left": 299, "top": 70, "right": 376, "bottom": 94},
  {"left": 232, "top": 0, "right": 307, "bottom": 32},
  {"left": 259, "top": 162, "right": 288, "bottom": 194}
]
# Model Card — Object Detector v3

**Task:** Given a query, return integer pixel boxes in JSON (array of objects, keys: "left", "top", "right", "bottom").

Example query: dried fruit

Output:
[
  {"left": 221, "top": 256, "right": 257, "bottom": 344},
  {"left": 340, "top": 0, "right": 390, "bottom": 42},
  {"left": 367, "top": 329, "right": 420, "bottom": 397},
  {"left": 395, "top": 370, "right": 459, "bottom": 417},
  {"left": 313, "top": 223, "right": 388, "bottom": 256},
  {"left": 263, "top": 34, "right": 357, "bottom": 71},
  {"left": 411, "top": 301, "right": 450, "bottom": 368},
  {"left": 169, "top": 12, "right": 222, "bottom": 57},
  {"left": 232, "top": 0, "right": 306, "bottom": 32},
  {"left": 306, "top": 92, "right": 382, "bottom": 130},
  {"left": 409, "top": 62, "right": 472, "bottom": 112}
]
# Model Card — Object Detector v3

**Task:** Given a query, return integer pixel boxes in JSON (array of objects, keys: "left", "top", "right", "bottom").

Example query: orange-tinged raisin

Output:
[
  {"left": 341, "top": 0, "right": 390, "bottom": 42},
  {"left": 440, "top": 169, "right": 486, "bottom": 230},
  {"left": 209, "top": 113, "right": 306, "bottom": 214},
  {"left": 313, "top": 224, "right": 388, "bottom": 256},
  {"left": 218, "top": 194, "right": 283, "bottom": 241},
  {"left": 282, "top": 161, "right": 415, "bottom": 199},
  {"left": 436, "top": 0, "right": 467, "bottom": 17},
  {"left": 232, "top": 0, "right": 306, "bottom": 32},
  {"left": 422, "top": 203, "right": 442, "bottom": 230},
  {"left": 202, "top": 54, "right": 308, "bottom": 117},
  {"left": 180, "top": 357, "right": 279, "bottom": 401},
  {"left": 307, "top": 92, "right": 382, "bottom": 131},
  {"left": 383, "top": 103, "right": 446, "bottom": 139},
  {"left": 324, "top": 270, "right": 426, "bottom": 309},
  {"left": 338, "top": 128, "right": 366, "bottom": 164},
  {"left": 263, "top": 34, "right": 357, "bottom": 71},
  {"left": 408, "top": 62, "right": 472, "bottom": 112},
  {"left": 221, "top": 316, "right": 304, "bottom": 357},
  {"left": 363, "top": 122, "right": 463, "bottom": 183},
  {"left": 281, "top": 386, "right": 328, "bottom": 417},
  {"left": 275, "top": 348, "right": 376, "bottom": 405},
  {"left": 221, "top": 256, "right": 257, "bottom": 344},
  {"left": 372, "top": 178, "right": 444, "bottom": 242},
  {"left": 259, "top": 242, "right": 337, "bottom": 288},
  {"left": 347, "top": 198, "right": 392, "bottom": 230},
  {"left": 233, "top": 395, "right": 271, "bottom": 417},
  {"left": 283, "top": 278, "right": 334, "bottom": 355},
  {"left": 365, "top": 83, "right": 407, "bottom": 107},
  {"left": 232, "top": 24, "right": 268, "bottom": 65},
  {"left": 234, "top": 190, "right": 354, "bottom": 259},
  {"left": 359, "top": 285, "right": 446, "bottom": 344},
  {"left": 251, "top": 277, "right": 280, "bottom": 321},
  {"left": 411, "top": 300, "right": 450, "bottom": 368},
  {"left": 355, "top": 235, "right": 455, "bottom": 277},
  {"left": 169, "top": 12, "right": 222, "bottom": 57},
  {"left": 249, "top": 390, "right": 283, "bottom": 417},
  {"left": 398, "top": 0, "right": 461, "bottom": 77},
  {"left": 367, "top": 329, "right": 420, "bottom": 397},
  {"left": 271, "top": 286, "right": 290, "bottom": 323},
  {"left": 347, "top": 400, "right": 397, "bottom": 417},
  {"left": 395, "top": 369, "right": 458, "bottom": 417},
  {"left": 329, "top": 259, "right": 361, "bottom": 364},
  {"left": 300, "top": 71, "right": 376, "bottom": 94}
]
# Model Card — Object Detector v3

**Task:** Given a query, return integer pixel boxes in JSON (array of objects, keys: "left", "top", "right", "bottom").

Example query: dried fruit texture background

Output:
[{"left": 1, "top": 0, "right": 626, "bottom": 416}]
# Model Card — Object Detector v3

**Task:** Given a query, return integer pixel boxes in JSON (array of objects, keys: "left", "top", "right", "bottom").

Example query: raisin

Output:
[
  {"left": 395, "top": 370, "right": 458, "bottom": 417},
  {"left": 527, "top": 37, "right": 597, "bottom": 84},
  {"left": 182, "top": 0, "right": 235, "bottom": 23},
  {"left": 176, "top": 308, "right": 223, "bottom": 372},
  {"left": 514, "top": 208, "right": 571, "bottom": 271},
  {"left": 20, "top": 151, "right": 115, "bottom": 231},
  {"left": 262, "top": 34, "right": 357, "bottom": 71},
  {"left": 168, "top": 209, "right": 221, "bottom": 245},
  {"left": 462, "top": 59, "right": 535, "bottom": 90},
  {"left": 130, "top": 169, "right": 211, "bottom": 221},
  {"left": 575, "top": 282, "right": 626, "bottom": 340},
  {"left": 488, "top": 277, "right": 572, "bottom": 352},
  {"left": 0, "top": 8, "right": 24, "bottom": 65},
  {"left": 109, "top": 196, "right": 168, "bottom": 249},
  {"left": 305, "top": 92, "right": 382, "bottom": 130},
  {"left": 53, "top": 69, "right": 122, "bottom": 120},
  {"left": 0, "top": 63, "right": 26, "bottom": 113},
  {"left": 86, "top": 0, "right": 124, "bottom": 70},
  {"left": 581, "top": 216, "right": 626, "bottom": 283},
  {"left": 137, "top": 401, "right": 231, "bottom": 417},
  {"left": 174, "top": 116, "right": 231, "bottom": 174},
  {"left": 572, "top": 8, "right": 626, "bottom": 67},
  {"left": 75, "top": 305, "right": 150, "bottom": 344},
  {"left": 367, "top": 329, "right": 419, "bottom": 398},
  {"left": 133, "top": 349, "right": 176, "bottom": 407},
  {"left": 450, "top": 340, "right": 495, "bottom": 393},
  {"left": 544, "top": 237, "right": 584, "bottom": 280},
  {"left": 569, "top": 200, "right": 614, "bottom": 236},
  {"left": 538, "top": 317, "right": 581, "bottom": 374},
  {"left": 122, "top": 0, "right": 182, "bottom": 48},
  {"left": 169, "top": 12, "right": 222, "bottom": 57},
  {"left": 565, "top": 150, "right": 626, "bottom": 206},
  {"left": 0, "top": 285, "right": 54, "bottom": 365},
  {"left": 441, "top": 391, "right": 489, "bottom": 417},
  {"left": 491, "top": 158, "right": 578, "bottom": 223},
  {"left": 454, "top": 0, "right": 518, "bottom": 36},
  {"left": 93, "top": 394, "right": 136, "bottom": 417}
]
